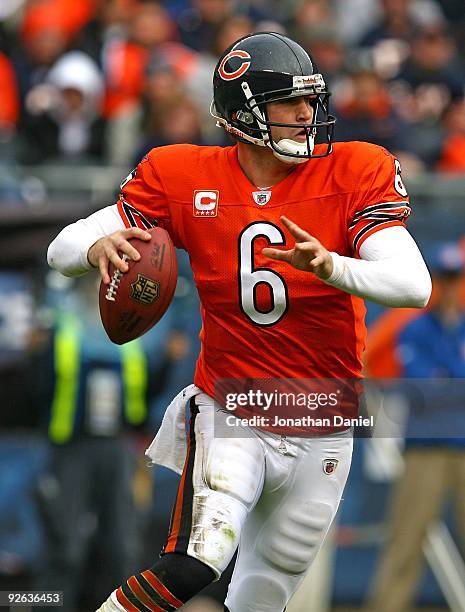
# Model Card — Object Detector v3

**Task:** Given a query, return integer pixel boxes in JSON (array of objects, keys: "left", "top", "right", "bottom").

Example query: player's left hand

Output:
[{"left": 262, "top": 216, "right": 334, "bottom": 280}]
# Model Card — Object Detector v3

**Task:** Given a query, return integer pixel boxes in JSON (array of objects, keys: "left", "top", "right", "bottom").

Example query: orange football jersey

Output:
[{"left": 117, "top": 141, "right": 410, "bottom": 428}]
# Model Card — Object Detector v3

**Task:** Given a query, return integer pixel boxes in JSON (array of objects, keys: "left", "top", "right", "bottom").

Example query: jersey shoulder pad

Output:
[{"left": 332, "top": 140, "right": 391, "bottom": 169}]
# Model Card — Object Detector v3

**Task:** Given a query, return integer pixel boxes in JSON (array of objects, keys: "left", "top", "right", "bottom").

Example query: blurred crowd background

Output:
[
  {"left": 1, "top": 0, "right": 465, "bottom": 611},
  {"left": 1, "top": 0, "right": 465, "bottom": 173}
]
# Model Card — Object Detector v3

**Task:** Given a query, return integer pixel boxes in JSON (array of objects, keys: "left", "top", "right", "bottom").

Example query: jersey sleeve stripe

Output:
[
  {"left": 348, "top": 208, "right": 411, "bottom": 230},
  {"left": 117, "top": 199, "right": 132, "bottom": 228},
  {"left": 355, "top": 220, "right": 407, "bottom": 253},
  {"left": 353, "top": 219, "right": 406, "bottom": 252},
  {"left": 351, "top": 201, "right": 410, "bottom": 224},
  {"left": 117, "top": 199, "right": 157, "bottom": 230}
]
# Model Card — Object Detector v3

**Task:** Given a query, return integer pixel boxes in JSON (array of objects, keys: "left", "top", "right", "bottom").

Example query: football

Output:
[{"left": 99, "top": 227, "right": 177, "bottom": 344}]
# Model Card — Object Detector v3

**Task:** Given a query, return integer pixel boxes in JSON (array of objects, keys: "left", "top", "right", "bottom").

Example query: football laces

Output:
[{"left": 105, "top": 254, "right": 129, "bottom": 301}]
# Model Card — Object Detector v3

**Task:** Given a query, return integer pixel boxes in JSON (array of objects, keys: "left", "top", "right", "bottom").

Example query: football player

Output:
[{"left": 47, "top": 32, "right": 431, "bottom": 612}]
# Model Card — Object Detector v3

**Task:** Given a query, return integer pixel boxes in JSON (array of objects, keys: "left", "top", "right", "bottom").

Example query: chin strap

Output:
[{"left": 210, "top": 100, "right": 267, "bottom": 146}]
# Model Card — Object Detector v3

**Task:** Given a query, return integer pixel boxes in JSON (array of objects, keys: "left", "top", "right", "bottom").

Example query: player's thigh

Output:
[
  {"left": 164, "top": 395, "right": 265, "bottom": 576},
  {"left": 258, "top": 433, "right": 353, "bottom": 572},
  {"left": 225, "top": 433, "right": 353, "bottom": 612}
]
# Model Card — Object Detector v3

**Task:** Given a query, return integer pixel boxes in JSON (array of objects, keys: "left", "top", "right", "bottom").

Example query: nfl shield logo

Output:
[
  {"left": 130, "top": 274, "right": 160, "bottom": 305},
  {"left": 252, "top": 191, "right": 272, "bottom": 206},
  {"left": 323, "top": 459, "right": 338, "bottom": 475}
]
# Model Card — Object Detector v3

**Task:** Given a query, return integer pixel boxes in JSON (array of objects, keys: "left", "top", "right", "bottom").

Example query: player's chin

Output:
[
  {"left": 274, "top": 132, "right": 304, "bottom": 143},
  {"left": 291, "top": 133, "right": 308, "bottom": 143},
  {"left": 275, "top": 134, "right": 309, "bottom": 147}
]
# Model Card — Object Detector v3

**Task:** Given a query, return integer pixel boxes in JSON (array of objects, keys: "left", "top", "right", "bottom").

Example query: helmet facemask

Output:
[{"left": 212, "top": 73, "right": 336, "bottom": 164}]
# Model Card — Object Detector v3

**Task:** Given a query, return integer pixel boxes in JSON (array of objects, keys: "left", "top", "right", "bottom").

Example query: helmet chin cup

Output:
[{"left": 270, "top": 137, "right": 315, "bottom": 164}]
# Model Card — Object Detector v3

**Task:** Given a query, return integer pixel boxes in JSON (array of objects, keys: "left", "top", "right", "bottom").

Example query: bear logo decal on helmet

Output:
[{"left": 218, "top": 50, "right": 251, "bottom": 81}]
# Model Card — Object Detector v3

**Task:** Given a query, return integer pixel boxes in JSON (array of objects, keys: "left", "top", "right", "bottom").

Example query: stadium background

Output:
[{"left": 1, "top": 0, "right": 465, "bottom": 610}]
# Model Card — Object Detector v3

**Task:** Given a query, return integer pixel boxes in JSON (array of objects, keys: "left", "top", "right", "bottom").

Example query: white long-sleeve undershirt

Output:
[
  {"left": 47, "top": 205, "right": 124, "bottom": 276},
  {"left": 326, "top": 226, "right": 431, "bottom": 307},
  {"left": 47, "top": 204, "right": 431, "bottom": 308}
]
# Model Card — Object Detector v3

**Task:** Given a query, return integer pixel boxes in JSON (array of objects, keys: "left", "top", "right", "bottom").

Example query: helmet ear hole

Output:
[{"left": 236, "top": 110, "right": 254, "bottom": 125}]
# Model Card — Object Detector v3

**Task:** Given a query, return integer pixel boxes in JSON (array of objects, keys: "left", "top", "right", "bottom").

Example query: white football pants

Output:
[{"left": 164, "top": 392, "right": 353, "bottom": 612}]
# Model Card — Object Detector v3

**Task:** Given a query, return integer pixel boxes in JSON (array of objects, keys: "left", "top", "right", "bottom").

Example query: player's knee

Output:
[
  {"left": 187, "top": 488, "right": 246, "bottom": 575},
  {"left": 259, "top": 501, "right": 334, "bottom": 574},
  {"left": 205, "top": 437, "right": 264, "bottom": 507},
  {"left": 186, "top": 438, "right": 264, "bottom": 576},
  {"left": 226, "top": 574, "right": 288, "bottom": 612}
]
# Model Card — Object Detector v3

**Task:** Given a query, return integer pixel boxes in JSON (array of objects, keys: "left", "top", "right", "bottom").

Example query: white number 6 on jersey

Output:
[
  {"left": 394, "top": 159, "right": 408, "bottom": 197},
  {"left": 239, "top": 222, "right": 289, "bottom": 326}
]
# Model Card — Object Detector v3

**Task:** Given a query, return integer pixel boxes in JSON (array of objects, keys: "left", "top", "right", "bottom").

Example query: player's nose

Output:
[{"left": 296, "top": 98, "right": 313, "bottom": 123}]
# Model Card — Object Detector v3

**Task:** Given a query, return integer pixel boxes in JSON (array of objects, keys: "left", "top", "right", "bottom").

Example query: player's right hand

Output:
[
  {"left": 263, "top": 216, "right": 334, "bottom": 280},
  {"left": 87, "top": 227, "right": 152, "bottom": 284}
]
